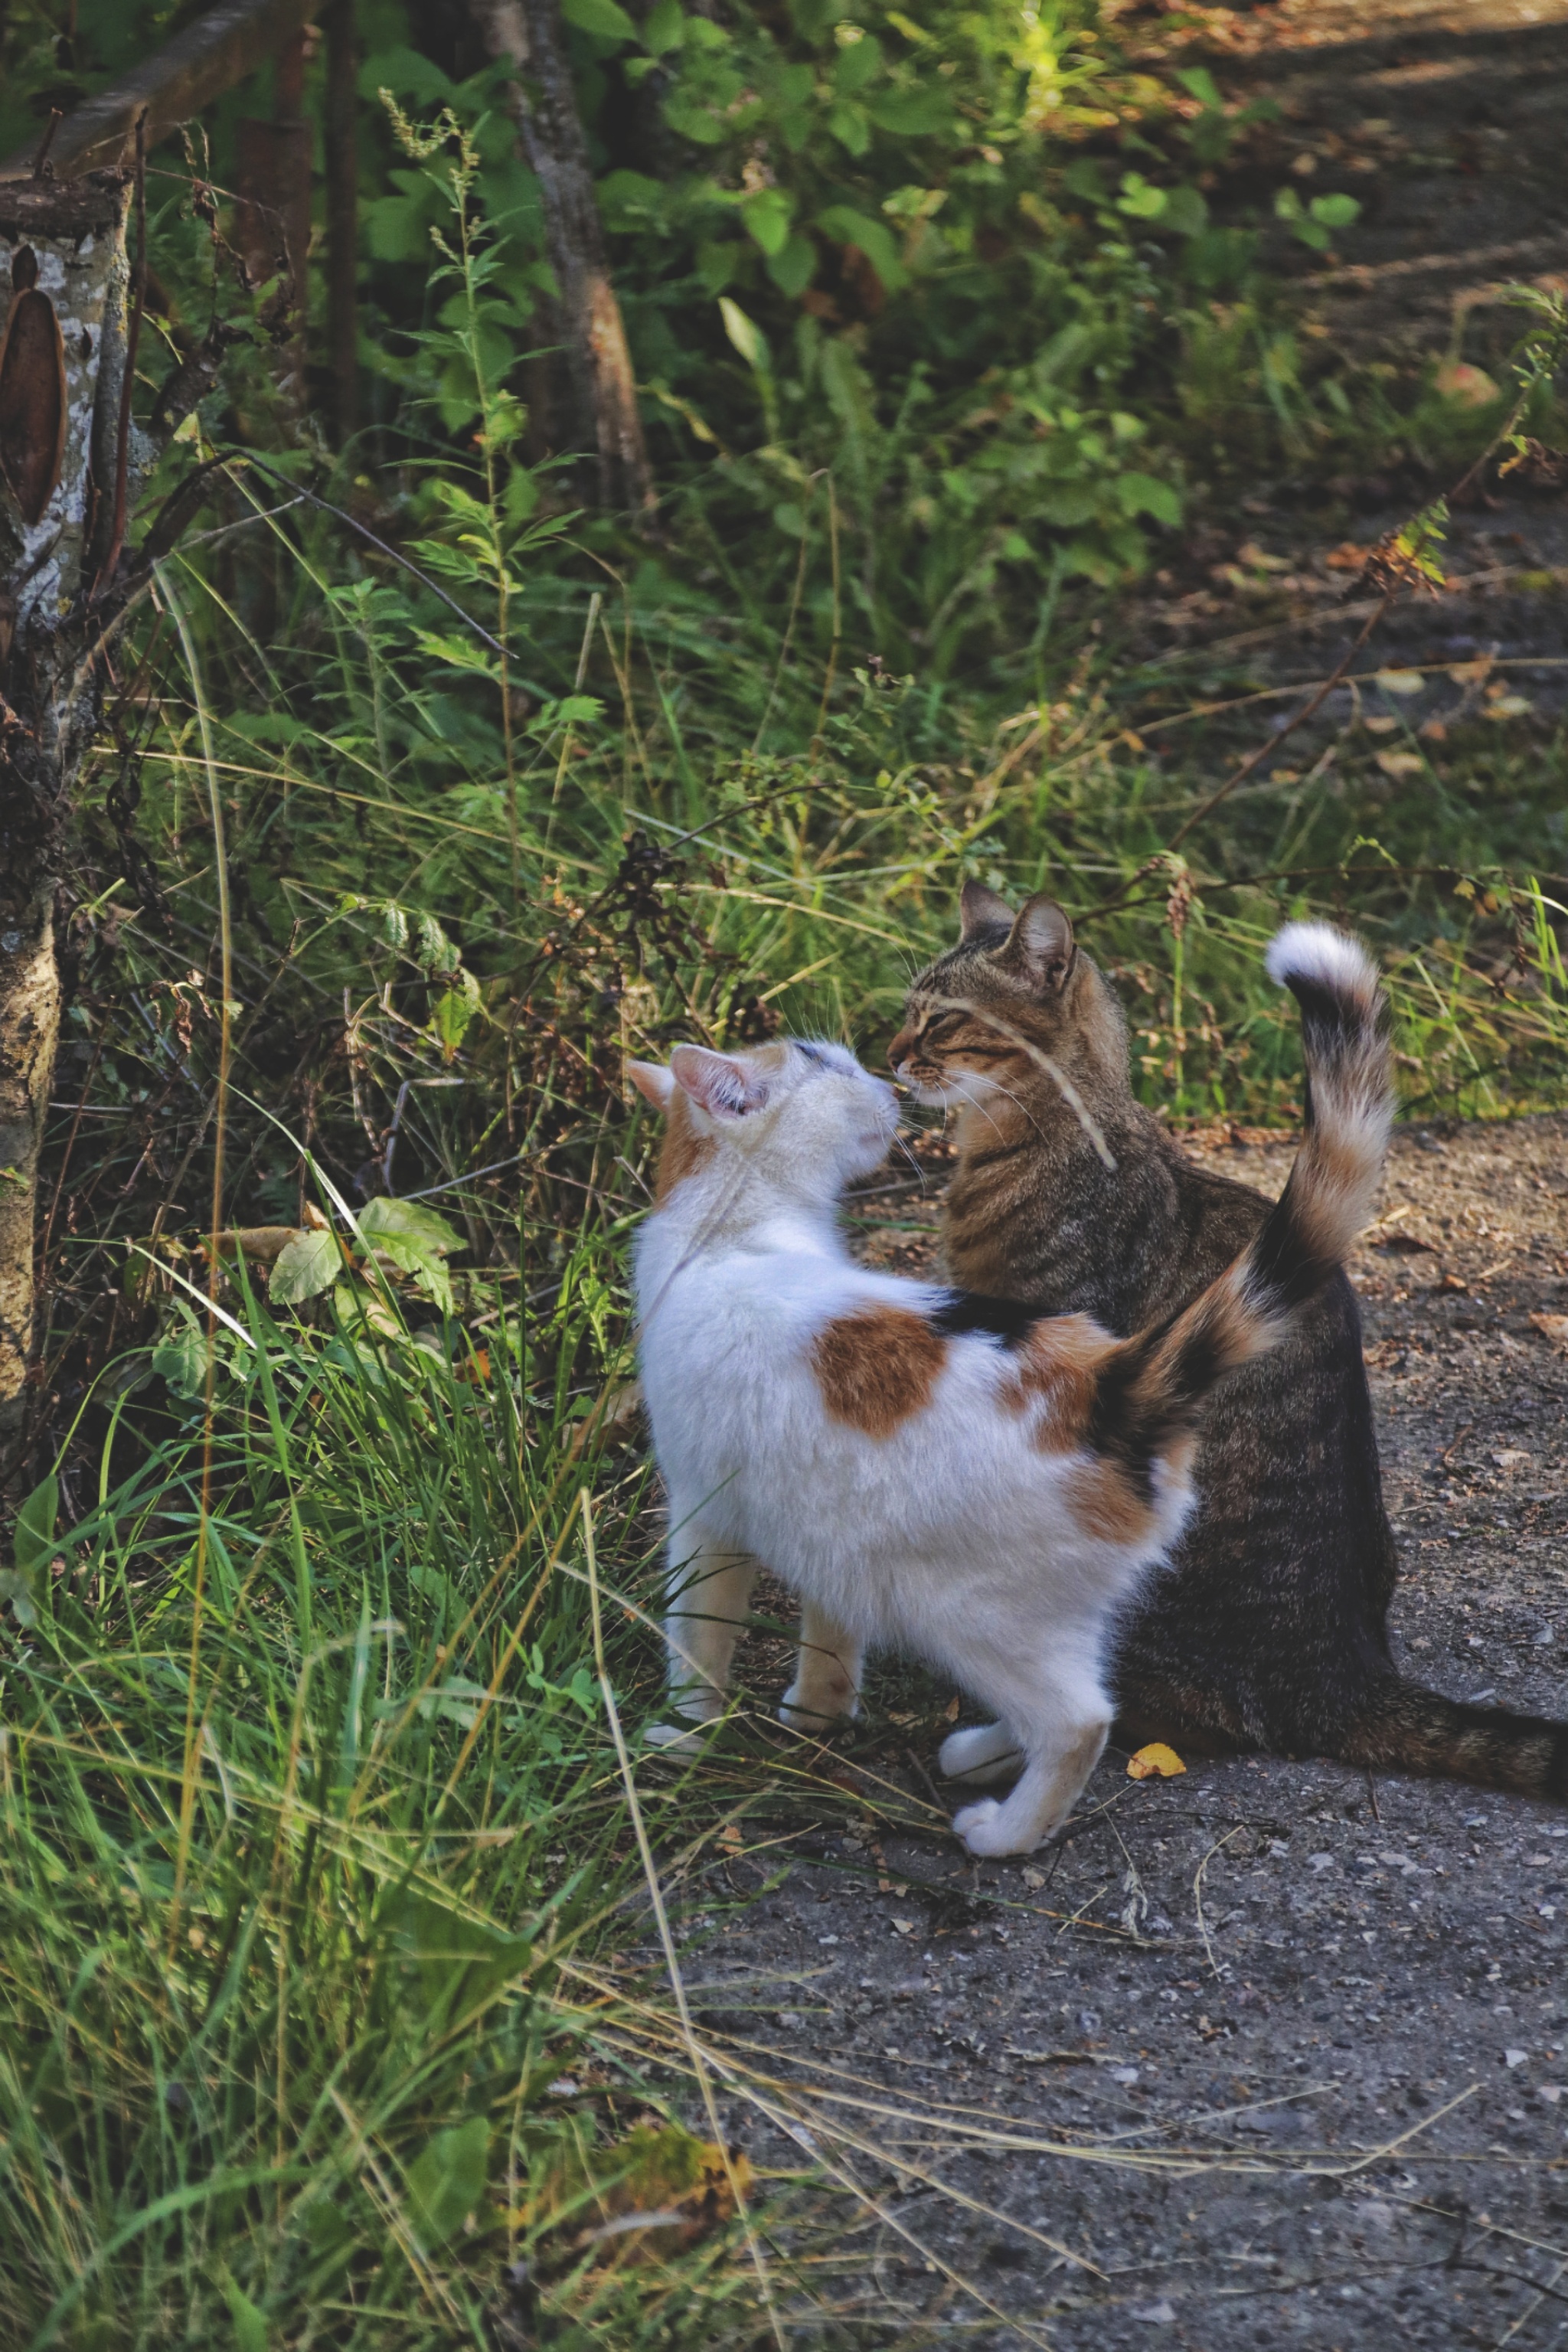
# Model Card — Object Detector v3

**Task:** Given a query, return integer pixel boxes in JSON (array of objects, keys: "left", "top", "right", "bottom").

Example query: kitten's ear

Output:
[
  {"left": 669, "top": 1044, "right": 770, "bottom": 1120},
  {"left": 959, "top": 879, "right": 1014, "bottom": 940},
  {"left": 626, "top": 1060, "right": 675, "bottom": 1112},
  {"left": 1001, "top": 895, "right": 1076, "bottom": 994}
]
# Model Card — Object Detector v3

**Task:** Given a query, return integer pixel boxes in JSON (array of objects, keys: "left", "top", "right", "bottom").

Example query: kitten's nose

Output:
[{"left": 887, "top": 1027, "right": 914, "bottom": 1074}]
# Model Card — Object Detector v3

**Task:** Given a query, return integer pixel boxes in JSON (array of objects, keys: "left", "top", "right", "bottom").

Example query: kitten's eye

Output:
[{"left": 922, "top": 1014, "right": 961, "bottom": 1046}]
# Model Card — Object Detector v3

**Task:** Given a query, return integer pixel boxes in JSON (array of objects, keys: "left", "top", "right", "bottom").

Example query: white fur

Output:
[
  {"left": 633, "top": 1038, "right": 1195, "bottom": 1856},
  {"left": 1266, "top": 920, "right": 1379, "bottom": 1004}
]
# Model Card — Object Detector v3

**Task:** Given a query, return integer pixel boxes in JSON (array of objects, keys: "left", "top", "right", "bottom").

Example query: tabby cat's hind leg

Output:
[{"left": 938, "top": 1720, "right": 1022, "bottom": 1785}]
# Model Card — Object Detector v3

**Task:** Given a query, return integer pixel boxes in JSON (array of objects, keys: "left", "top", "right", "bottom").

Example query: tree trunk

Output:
[
  {"left": 468, "top": 0, "right": 658, "bottom": 528},
  {"left": 0, "top": 172, "right": 132, "bottom": 1474}
]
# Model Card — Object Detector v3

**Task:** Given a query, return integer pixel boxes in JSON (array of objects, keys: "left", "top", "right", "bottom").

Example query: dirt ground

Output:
[{"left": 681, "top": 1116, "right": 1568, "bottom": 2347}]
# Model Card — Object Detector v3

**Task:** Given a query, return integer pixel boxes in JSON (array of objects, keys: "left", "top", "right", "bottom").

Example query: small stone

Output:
[{"left": 1505, "top": 2048, "right": 1528, "bottom": 2069}]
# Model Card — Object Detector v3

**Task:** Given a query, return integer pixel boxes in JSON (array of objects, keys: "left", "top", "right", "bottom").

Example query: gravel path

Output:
[{"left": 683, "top": 1116, "right": 1568, "bottom": 2347}]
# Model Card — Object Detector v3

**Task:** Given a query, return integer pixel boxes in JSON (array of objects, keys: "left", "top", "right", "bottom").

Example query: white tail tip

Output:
[{"left": 1266, "top": 920, "right": 1380, "bottom": 1003}]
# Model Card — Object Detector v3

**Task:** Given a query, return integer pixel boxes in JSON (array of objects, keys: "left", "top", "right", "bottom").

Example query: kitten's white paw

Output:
[
  {"left": 952, "top": 1799, "right": 1044, "bottom": 1858},
  {"left": 939, "top": 1723, "right": 1020, "bottom": 1785}
]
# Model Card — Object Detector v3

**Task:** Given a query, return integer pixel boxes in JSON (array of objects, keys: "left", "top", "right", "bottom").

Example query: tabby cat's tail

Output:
[
  {"left": 1092, "top": 921, "right": 1393, "bottom": 1464},
  {"left": 1338, "top": 1680, "right": 1568, "bottom": 1801}
]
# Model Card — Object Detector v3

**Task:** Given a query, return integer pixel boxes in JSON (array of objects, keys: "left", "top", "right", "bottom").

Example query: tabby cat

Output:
[
  {"left": 627, "top": 926, "right": 1389, "bottom": 1852},
  {"left": 889, "top": 885, "right": 1568, "bottom": 1801}
]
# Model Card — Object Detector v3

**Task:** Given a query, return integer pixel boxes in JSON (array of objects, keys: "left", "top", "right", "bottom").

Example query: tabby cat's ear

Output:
[
  {"left": 1001, "top": 895, "right": 1076, "bottom": 994},
  {"left": 959, "top": 879, "right": 1015, "bottom": 940},
  {"left": 670, "top": 1044, "right": 771, "bottom": 1119}
]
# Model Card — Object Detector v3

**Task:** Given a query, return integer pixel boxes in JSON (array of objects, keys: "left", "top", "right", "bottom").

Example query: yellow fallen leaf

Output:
[
  {"left": 1127, "top": 1743, "right": 1187, "bottom": 1781},
  {"left": 1529, "top": 1312, "right": 1568, "bottom": 1352},
  {"left": 1374, "top": 668, "right": 1426, "bottom": 696}
]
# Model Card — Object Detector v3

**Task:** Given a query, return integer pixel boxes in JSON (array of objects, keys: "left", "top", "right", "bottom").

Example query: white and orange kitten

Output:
[{"left": 627, "top": 926, "right": 1391, "bottom": 1856}]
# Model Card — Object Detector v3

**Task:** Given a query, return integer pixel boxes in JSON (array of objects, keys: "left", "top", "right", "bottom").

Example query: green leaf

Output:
[
  {"left": 14, "top": 1475, "right": 57, "bottom": 1580},
  {"left": 1175, "top": 65, "right": 1222, "bottom": 109},
  {"left": 1273, "top": 187, "right": 1303, "bottom": 221},
  {"left": 740, "top": 187, "right": 793, "bottom": 259},
  {"left": 826, "top": 103, "right": 871, "bottom": 157},
  {"left": 1161, "top": 184, "right": 1209, "bottom": 237},
  {"left": 0, "top": 1571, "right": 38, "bottom": 1630},
  {"left": 1116, "top": 471, "right": 1183, "bottom": 527},
  {"left": 403, "top": 2115, "right": 490, "bottom": 2252},
  {"left": 270, "top": 1229, "right": 346, "bottom": 1307},
  {"left": 832, "top": 32, "right": 883, "bottom": 93},
  {"left": 867, "top": 87, "right": 948, "bottom": 136},
  {"left": 560, "top": 0, "right": 637, "bottom": 40},
  {"left": 359, "top": 1197, "right": 462, "bottom": 1310},
  {"left": 719, "top": 298, "right": 772, "bottom": 376},
  {"left": 815, "top": 205, "right": 907, "bottom": 292},
  {"left": 644, "top": 0, "right": 685, "bottom": 50},
  {"left": 433, "top": 985, "right": 478, "bottom": 1060},
  {"left": 1309, "top": 192, "right": 1361, "bottom": 229},
  {"left": 224, "top": 2280, "right": 269, "bottom": 2352},
  {"left": 766, "top": 232, "right": 816, "bottom": 298},
  {"left": 1116, "top": 173, "right": 1168, "bottom": 220},
  {"left": 358, "top": 1198, "right": 461, "bottom": 1258},
  {"left": 152, "top": 1306, "right": 214, "bottom": 1401}
]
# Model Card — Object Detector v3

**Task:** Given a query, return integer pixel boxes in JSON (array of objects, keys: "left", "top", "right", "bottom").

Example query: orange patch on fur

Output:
[
  {"left": 998, "top": 1315, "right": 1111, "bottom": 1453},
  {"left": 1067, "top": 1459, "right": 1156, "bottom": 1545},
  {"left": 655, "top": 1093, "right": 717, "bottom": 1200},
  {"left": 812, "top": 1305, "right": 947, "bottom": 1438}
]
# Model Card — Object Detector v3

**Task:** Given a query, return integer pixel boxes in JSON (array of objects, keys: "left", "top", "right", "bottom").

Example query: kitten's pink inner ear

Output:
[
  {"left": 626, "top": 1060, "right": 675, "bottom": 1111},
  {"left": 669, "top": 1043, "right": 768, "bottom": 1119}
]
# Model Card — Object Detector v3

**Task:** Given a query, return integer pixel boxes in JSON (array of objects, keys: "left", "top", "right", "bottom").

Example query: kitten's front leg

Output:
[
  {"left": 645, "top": 1533, "right": 757, "bottom": 1749},
  {"left": 779, "top": 1602, "right": 864, "bottom": 1734},
  {"left": 942, "top": 1653, "right": 1110, "bottom": 1856}
]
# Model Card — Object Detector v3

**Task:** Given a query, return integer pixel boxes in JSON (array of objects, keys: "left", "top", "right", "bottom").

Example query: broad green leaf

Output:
[
  {"left": 766, "top": 232, "right": 816, "bottom": 298},
  {"left": 270, "top": 1229, "right": 345, "bottom": 1307},
  {"left": 645, "top": 0, "right": 684, "bottom": 49},
  {"left": 14, "top": 1474, "right": 57, "bottom": 1579},
  {"left": 358, "top": 1197, "right": 461, "bottom": 1257},
  {"left": 1116, "top": 173, "right": 1168, "bottom": 220},
  {"left": 224, "top": 2280, "right": 269, "bottom": 2352},
  {"left": 1175, "top": 65, "right": 1222, "bottom": 108},
  {"left": 1162, "top": 185, "right": 1209, "bottom": 237},
  {"left": 867, "top": 88, "right": 949, "bottom": 136},
  {"left": 560, "top": 0, "right": 637, "bottom": 41},
  {"left": 719, "top": 298, "right": 771, "bottom": 376},
  {"left": 152, "top": 1308, "right": 214, "bottom": 1400},
  {"left": 0, "top": 1571, "right": 38, "bottom": 1630},
  {"left": 433, "top": 982, "right": 479, "bottom": 1060},
  {"left": 1309, "top": 192, "right": 1361, "bottom": 229},
  {"left": 403, "top": 2115, "right": 491, "bottom": 2252},
  {"left": 740, "top": 187, "right": 793, "bottom": 259},
  {"left": 815, "top": 205, "right": 906, "bottom": 292},
  {"left": 1116, "top": 471, "right": 1183, "bottom": 527}
]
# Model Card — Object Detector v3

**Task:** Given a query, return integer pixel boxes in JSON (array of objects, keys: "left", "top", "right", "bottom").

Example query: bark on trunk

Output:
[
  {"left": 468, "top": 0, "right": 658, "bottom": 528},
  {"left": 0, "top": 172, "right": 132, "bottom": 1473}
]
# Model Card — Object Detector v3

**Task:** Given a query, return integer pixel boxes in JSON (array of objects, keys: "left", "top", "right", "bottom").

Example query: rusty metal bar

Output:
[{"left": 0, "top": 0, "right": 325, "bottom": 185}]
